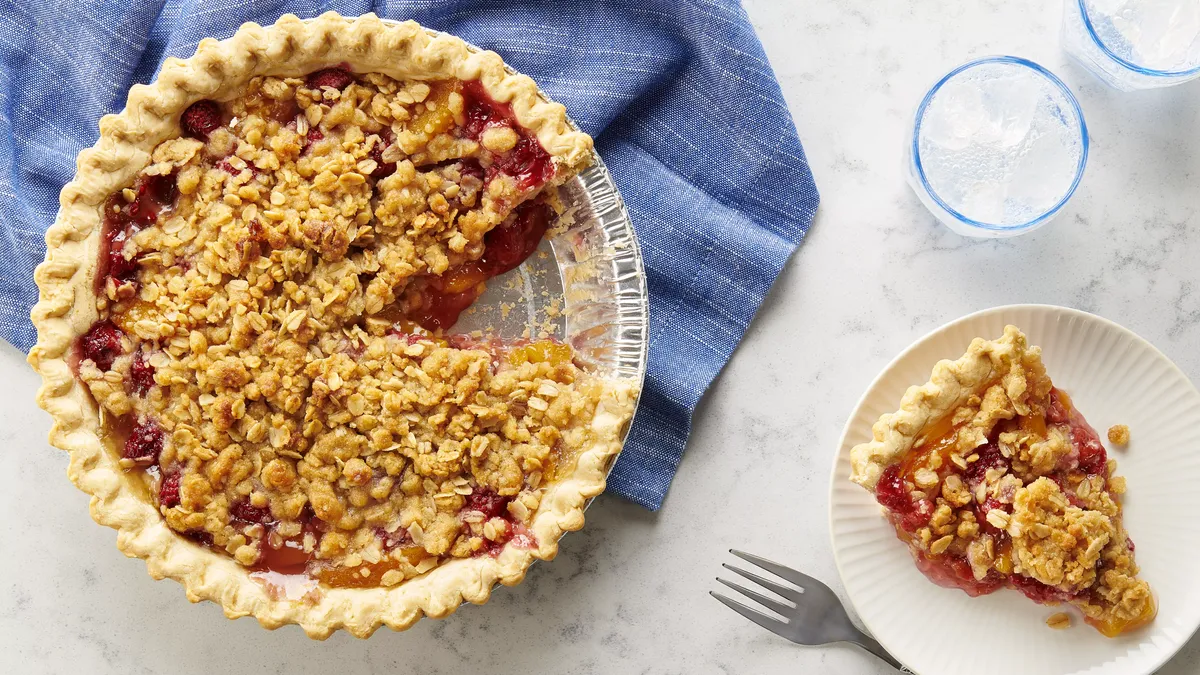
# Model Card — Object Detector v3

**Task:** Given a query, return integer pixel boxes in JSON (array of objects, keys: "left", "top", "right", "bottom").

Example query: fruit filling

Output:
[
  {"left": 400, "top": 200, "right": 554, "bottom": 330},
  {"left": 74, "top": 68, "right": 608, "bottom": 590}
]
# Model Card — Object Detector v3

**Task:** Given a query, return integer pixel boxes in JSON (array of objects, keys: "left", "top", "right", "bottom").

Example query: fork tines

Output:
[{"left": 710, "top": 549, "right": 808, "bottom": 634}]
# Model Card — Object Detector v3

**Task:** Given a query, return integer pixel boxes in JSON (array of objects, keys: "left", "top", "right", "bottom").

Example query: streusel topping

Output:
[
  {"left": 1107, "top": 423, "right": 1130, "bottom": 446},
  {"left": 1008, "top": 477, "right": 1115, "bottom": 592},
  {"left": 74, "top": 67, "right": 604, "bottom": 587}
]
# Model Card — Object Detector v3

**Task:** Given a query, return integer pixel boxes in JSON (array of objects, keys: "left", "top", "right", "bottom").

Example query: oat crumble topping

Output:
[
  {"left": 1107, "top": 424, "right": 1130, "bottom": 446},
  {"left": 73, "top": 68, "right": 608, "bottom": 587}
]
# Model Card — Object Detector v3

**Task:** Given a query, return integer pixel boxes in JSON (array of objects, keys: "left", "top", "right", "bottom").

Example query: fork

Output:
[{"left": 711, "top": 550, "right": 910, "bottom": 673}]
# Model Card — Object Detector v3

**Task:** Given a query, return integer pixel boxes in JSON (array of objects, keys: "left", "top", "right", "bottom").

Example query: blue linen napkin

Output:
[{"left": 0, "top": 0, "right": 818, "bottom": 509}]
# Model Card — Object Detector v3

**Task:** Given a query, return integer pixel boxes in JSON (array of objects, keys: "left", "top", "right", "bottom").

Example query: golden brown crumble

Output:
[
  {"left": 76, "top": 69, "right": 608, "bottom": 585},
  {"left": 1107, "top": 424, "right": 1130, "bottom": 446},
  {"left": 1009, "top": 477, "right": 1114, "bottom": 592}
]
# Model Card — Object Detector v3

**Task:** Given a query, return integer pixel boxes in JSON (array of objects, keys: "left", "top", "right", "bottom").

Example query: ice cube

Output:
[
  {"left": 1006, "top": 98, "right": 1083, "bottom": 220},
  {"left": 1095, "top": 0, "right": 1200, "bottom": 69},
  {"left": 921, "top": 80, "right": 985, "bottom": 152},
  {"left": 1152, "top": 2, "right": 1200, "bottom": 66},
  {"left": 986, "top": 74, "right": 1040, "bottom": 149}
]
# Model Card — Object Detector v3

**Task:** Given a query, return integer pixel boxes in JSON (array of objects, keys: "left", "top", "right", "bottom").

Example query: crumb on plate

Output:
[
  {"left": 1107, "top": 424, "right": 1130, "bottom": 446},
  {"left": 1046, "top": 612, "right": 1072, "bottom": 630}
]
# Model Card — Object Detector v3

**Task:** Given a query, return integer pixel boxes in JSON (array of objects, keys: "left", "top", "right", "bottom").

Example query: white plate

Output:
[{"left": 829, "top": 304, "right": 1200, "bottom": 675}]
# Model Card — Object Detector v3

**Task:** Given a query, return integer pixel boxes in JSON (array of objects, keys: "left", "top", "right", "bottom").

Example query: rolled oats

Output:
[{"left": 1046, "top": 612, "right": 1072, "bottom": 630}]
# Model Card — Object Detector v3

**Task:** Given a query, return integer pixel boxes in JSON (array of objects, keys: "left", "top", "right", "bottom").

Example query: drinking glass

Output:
[
  {"left": 1062, "top": 0, "right": 1200, "bottom": 90},
  {"left": 905, "top": 56, "right": 1089, "bottom": 238}
]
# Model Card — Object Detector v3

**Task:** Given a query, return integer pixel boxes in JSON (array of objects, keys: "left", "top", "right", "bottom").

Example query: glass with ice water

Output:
[
  {"left": 905, "top": 56, "right": 1089, "bottom": 238},
  {"left": 1063, "top": 0, "right": 1200, "bottom": 90}
]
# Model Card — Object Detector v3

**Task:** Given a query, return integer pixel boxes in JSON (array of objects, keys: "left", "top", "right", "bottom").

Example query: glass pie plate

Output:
[{"left": 52, "top": 20, "right": 649, "bottom": 608}]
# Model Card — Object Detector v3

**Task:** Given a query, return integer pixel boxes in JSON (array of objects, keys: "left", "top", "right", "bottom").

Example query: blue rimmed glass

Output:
[
  {"left": 904, "top": 56, "right": 1090, "bottom": 239},
  {"left": 1063, "top": 0, "right": 1200, "bottom": 90}
]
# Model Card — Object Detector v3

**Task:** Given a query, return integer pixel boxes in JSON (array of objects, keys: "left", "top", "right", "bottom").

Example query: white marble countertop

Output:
[{"left": 6, "top": 1, "right": 1200, "bottom": 673}]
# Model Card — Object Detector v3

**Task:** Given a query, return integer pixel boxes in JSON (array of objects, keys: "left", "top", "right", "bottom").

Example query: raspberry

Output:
[
  {"left": 873, "top": 464, "right": 934, "bottom": 531},
  {"left": 217, "top": 158, "right": 258, "bottom": 176},
  {"left": 100, "top": 173, "right": 179, "bottom": 286},
  {"left": 302, "top": 127, "right": 324, "bottom": 154},
  {"left": 130, "top": 349, "right": 156, "bottom": 394},
  {"left": 230, "top": 500, "right": 273, "bottom": 525},
  {"left": 180, "top": 100, "right": 223, "bottom": 140},
  {"left": 875, "top": 464, "right": 910, "bottom": 512},
  {"left": 480, "top": 201, "right": 553, "bottom": 274},
  {"left": 481, "top": 536, "right": 508, "bottom": 557},
  {"left": 79, "top": 320, "right": 124, "bottom": 371},
  {"left": 159, "top": 472, "right": 181, "bottom": 508},
  {"left": 458, "top": 158, "right": 485, "bottom": 182},
  {"left": 306, "top": 67, "right": 354, "bottom": 91},
  {"left": 916, "top": 553, "right": 1005, "bottom": 597},
  {"left": 456, "top": 82, "right": 552, "bottom": 189},
  {"left": 964, "top": 442, "right": 1009, "bottom": 486},
  {"left": 460, "top": 81, "right": 499, "bottom": 140},
  {"left": 1076, "top": 433, "right": 1108, "bottom": 476},
  {"left": 123, "top": 418, "right": 163, "bottom": 462},
  {"left": 130, "top": 173, "right": 179, "bottom": 227},
  {"left": 491, "top": 135, "right": 554, "bottom": 191},
  {"left": 463, "top": 488, "right": 512, "bottom": 521},
  {"left": 477, "top": 523, "right": 538, "bottom": 558},
  {"left": 104, "top": 229, "right": 137, "bottom": 281}
]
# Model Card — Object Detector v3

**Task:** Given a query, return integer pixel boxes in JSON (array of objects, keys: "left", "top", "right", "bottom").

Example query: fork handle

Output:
[{"left": 849, "top": 632, "right": 911, "bottom": 672}]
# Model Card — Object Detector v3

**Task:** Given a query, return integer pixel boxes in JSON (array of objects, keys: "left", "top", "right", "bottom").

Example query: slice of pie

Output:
[
  {"left": 850, "top": 326, "right": 1155, "bottom": 637},
  {"left": 28, "top": 13, "right": 637, "bottom": 638}
]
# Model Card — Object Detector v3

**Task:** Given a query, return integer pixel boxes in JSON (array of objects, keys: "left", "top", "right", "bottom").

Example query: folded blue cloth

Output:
[{"left": 0, "top": 0, "right": 818, "bottom": 509}]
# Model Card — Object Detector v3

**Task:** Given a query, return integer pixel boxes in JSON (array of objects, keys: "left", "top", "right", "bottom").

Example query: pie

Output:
[
  {"left": 850, "top": 326, "right": 1155, "bottom": 637},
  {"left": 27, "top": 13, "right": 637, "bottom": 638}
]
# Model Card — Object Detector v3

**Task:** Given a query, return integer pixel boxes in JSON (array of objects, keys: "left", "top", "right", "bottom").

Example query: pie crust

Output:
[
  {"left": 850, "top": 326, "right": 1039, "bottom": 491},
  {"left": 28, "top": 12, "right": 635, "bottom": 638}
]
